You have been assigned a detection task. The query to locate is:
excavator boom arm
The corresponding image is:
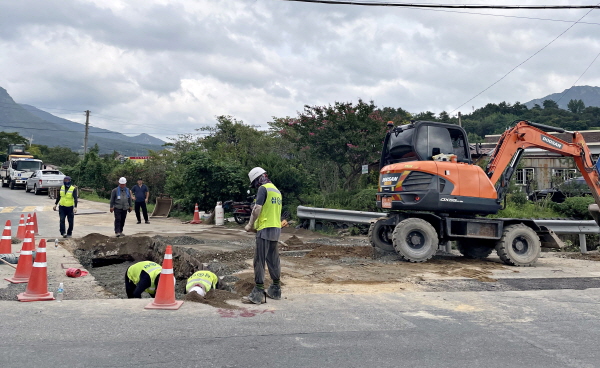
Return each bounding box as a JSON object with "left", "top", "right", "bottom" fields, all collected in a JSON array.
[{"left": 486, "top": 121, "right": 600, "bottom": 207}]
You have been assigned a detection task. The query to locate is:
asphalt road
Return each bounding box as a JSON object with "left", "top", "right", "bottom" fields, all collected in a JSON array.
[
  {"left": 0, "top": 184, "right": 58, "bottom": 238},
  {"left": 1, "top": 288, "right": 599, "bottom": 367}
]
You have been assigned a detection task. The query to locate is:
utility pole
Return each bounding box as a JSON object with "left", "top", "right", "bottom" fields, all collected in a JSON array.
[
  {"left": 458, "top": 111, "right": 462, "bottom": 127},
  {"left": 83, "top": 110, "right": 91, "bottom": 154}
]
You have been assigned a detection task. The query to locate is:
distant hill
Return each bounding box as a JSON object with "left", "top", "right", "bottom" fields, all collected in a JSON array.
[
  {"left": 0, "top": 86, "right": 164, "bottom": 155},
  {"left": 524, "top": 85, "right": 600, "bottom": 110}
]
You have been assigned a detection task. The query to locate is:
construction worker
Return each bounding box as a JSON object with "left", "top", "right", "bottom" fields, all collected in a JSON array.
[
  {"left": 53, "top": 176, "right": 77, "bottom": 238},
  {"left": 185, "top": 268, "right": 220, "bottom": 297},
  {"left": 110, "top": 177, "right": 132, "bottom": 237},
  {"left": 243, "top": 167, "right": 282, "bottom": 304},
  {"left": 125, "top": 261, "right": 162, "bottom": 298}
]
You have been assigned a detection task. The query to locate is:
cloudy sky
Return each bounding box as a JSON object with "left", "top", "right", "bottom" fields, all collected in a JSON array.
[{"left": 1, "top": 0, "right": 599, "bottom": 140}]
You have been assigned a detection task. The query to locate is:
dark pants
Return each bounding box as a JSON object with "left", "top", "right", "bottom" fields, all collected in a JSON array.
[
  {"left": 254, "top": 238, "right": 281, "bottom": 285},
  {"left": 135, "top": 202, "right": 148, "bottom": 222},
  {"left": 114, "top": 208, "right": 128, "bottom": 234},
  {"left": 59, "top": 205, "right": 74, "bottom": 236}
]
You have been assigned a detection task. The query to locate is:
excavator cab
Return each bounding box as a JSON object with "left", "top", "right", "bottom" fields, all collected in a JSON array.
[{"left": 380, "top": 121, "right": 471, "bottom": 169}]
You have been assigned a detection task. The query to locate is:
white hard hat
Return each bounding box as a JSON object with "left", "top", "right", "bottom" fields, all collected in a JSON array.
[
  {"left": 248, "top": 167, "right": 266, "bottom": 184},
  {"left": 189, "top": 286, "right": 206, "bottom": 297},
  {"left": 118, "top": 177, "right": 127, "bottom": 184}
]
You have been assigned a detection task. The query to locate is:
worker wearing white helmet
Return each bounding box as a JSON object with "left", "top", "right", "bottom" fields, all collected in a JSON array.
[
  {"left": 109, "top": 177, "right": 133, "bottom": 237},
  {"left": 185, "top": 268, "right": 221, "bottom": 297},
  {"left": 242, "top": 167, "right": 282, "bottom": 304}
]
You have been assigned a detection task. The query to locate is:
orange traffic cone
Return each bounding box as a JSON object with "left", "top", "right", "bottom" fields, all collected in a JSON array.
[
  {"left": 18, "top": 239, "right": 54, "bottom": 302},
  {"left": 0, "top": 220, "right": 12, "bottom": 254},
  {"left": 145, "top": 245, "right": 183, "bottom": 310},
  {"left": 32, "top": 212, "right": 39, "bottom": 235},
  {"left": 190, "top": 204, "right": 202, "bottom": 224},
  {"left": 16, "top": 214, "right": 26, "bottom": 240},
  {"left": 5, "top": 230, "right": 35, "bottom": 283},
  {"left": 27, "top": 214, "right": 35, "bottom": 235}
]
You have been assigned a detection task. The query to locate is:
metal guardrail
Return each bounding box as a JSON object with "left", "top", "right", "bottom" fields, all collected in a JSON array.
[{"left": 297, "top": 206, "right": 600, "bottom": 253}]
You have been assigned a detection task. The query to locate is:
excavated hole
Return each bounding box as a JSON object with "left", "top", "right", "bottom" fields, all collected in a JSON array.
[{"left": 67, "top": 233, "right": 255, "bottom": 309}]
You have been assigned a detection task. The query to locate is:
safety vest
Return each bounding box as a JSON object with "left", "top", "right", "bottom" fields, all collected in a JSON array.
[
  {"left": 254, "top": 183, "right": 282, "bottom": 231},
  {"left": 127, "top": 261, "right": 162, "bottom": 294},
  {"left": 59, "top": 185, "right": 76, "bottom": 207},
  {"left": 185, "top": 270, "right": 219, "bottom": 293}
]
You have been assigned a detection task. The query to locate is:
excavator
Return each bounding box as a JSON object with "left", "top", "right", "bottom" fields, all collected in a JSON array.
[{"left": 370, "top": 120, "right": 600, "bottom": 266}]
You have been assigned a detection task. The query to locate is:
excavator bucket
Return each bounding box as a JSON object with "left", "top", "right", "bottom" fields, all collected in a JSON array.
[
  {"left": 151, "top": 194, "right": 173, "bottom": 217},
  {"left": 589, "top": 204, "right": 600, "bottom": 227}
]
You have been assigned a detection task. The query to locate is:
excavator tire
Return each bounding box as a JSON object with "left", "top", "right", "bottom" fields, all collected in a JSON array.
[
  {"left": 456, "top": 239, "right": 495, "bottom": 259},
  {"left": 495, "top": 224, "right": 540, "bottom": 267},
  {"left": 392, "top": 218, "right": 438, "bottom": 263},
  {"left": 368, "top": 219, "right": 395, "bottom": 253}
]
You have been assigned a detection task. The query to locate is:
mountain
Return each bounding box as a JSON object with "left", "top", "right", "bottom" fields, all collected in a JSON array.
[
  {"left": 0, "top": 86, "right": 164, "bottom": 155},
  {"left": 20, "top": 104, "right": 165, "bottom": 146},
  {"left": 524, "top": 85, "right": 600, "bottom": 110}
]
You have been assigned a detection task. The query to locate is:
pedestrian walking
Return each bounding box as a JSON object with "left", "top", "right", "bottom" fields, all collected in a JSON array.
[
  {"left": 53, "top": 176, "right": 77, "bottom": 238},
  {"left": 242, "top": 167, "right": 283, "bottom": 304},
  {"left": 125, "top": 261, "right": 162, "bottom": 298},
  {"left": 110, "top": 177, "right": 132, "bottom": 237},
  {"left": 131, "top": 178, "right": 150, "bottom": 224}
]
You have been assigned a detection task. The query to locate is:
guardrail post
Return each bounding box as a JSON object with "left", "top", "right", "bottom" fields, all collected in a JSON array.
[
  {"left": 579, "top": 234, "right": 588, "bottom": 254},
  {"left": 309, "top": 219, "right": 315, "bottom": 231}
]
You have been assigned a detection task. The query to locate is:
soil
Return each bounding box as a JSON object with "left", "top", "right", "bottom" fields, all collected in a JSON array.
[
  {"left": 306, "top": 245, "right": 374, "bottom": 260},
  {"left": 184, "top": 289, "right": 239, "bottom": 309},
  {"left": 61, "top": 232, "right": 523, "bottom": 303},
  {"left": 558, "top": 252, "right": 600, "bottom": 261}
]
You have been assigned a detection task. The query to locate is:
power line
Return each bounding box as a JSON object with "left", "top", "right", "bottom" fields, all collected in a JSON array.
[
  {"left": 279, "top": 0, "right": 600, "bottom": 9},
  {"left": 450, "top": 3, "right": 599, "bottom": 113}
]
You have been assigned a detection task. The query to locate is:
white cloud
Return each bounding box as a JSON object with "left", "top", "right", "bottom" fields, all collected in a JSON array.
[{"left": 0, "top": 0, "right": 599, "bottom": 140}]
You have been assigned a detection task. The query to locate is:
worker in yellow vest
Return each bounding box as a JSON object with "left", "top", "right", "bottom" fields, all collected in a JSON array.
[
  {"left": 243, "top": 167, "right": 282, "bottom": 304},
  {"left": 185, "top": 269, "right": 220, "bottom": 297},
  {"left": 53, "top": 176, "right": 78, "bottom": 238},
  {"left": 125, "top": 261, "right": 162, "bottom": 298}
]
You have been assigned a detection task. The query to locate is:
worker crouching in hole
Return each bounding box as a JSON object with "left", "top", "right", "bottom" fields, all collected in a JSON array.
[
  {"left": 125, "top": 261, "right": 162, "bottom": 298},
  {"left": 185, "top": 268, "right": 221, "bottom": 299}
]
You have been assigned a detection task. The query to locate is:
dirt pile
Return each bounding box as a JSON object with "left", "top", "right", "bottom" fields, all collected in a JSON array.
[
  {"left": 306, "top": 245, "right": 374, "bottom": 260},
  {"left": 285, "top": 235, "right": 304, "bottom": 247},
  {"left": 184, "top": 289, "right": 239, "bottom": 309}
]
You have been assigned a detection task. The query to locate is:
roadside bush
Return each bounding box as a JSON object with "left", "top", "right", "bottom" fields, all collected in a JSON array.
[
  {"left": 552, "top": 197, "right": 595, "bottom": 219},
  {"left": 165, "top": 150, "right": 247, "bottom": 212},
  {"left": 508, "top": 191, "right": 527, "bottom": 207},
  {"left": 489, "top": 202, "right": 560, "bottom": 219},
  {"left": 348, "top": 188, "right": 378, "bottom": 212}
]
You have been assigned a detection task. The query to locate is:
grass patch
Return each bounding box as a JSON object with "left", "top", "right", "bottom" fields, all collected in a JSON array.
[{"left": 488, "top": 201, "right": 561, "bottom": 219}]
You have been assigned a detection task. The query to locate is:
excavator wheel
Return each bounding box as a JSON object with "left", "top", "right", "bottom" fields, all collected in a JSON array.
[
  {"left": 456, "top": 239, "right": 495, "bottom": 259},
  {"left": 368, "top": 219, "right": 395, "bottom": 253},
  {"left": 495, "top": 224, "right": 541, "bottom": 266},
  {"left": 392, "top": 218, "right": 439, "bottom": 263}
]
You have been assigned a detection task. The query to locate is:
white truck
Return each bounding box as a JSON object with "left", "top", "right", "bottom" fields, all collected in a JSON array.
[{"left": 1, "top": 144, "right": 44, "bottom": 190}]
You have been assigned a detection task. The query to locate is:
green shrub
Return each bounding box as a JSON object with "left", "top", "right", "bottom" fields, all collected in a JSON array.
[
  {"left": 552, "top": 197, "right": 595, "bottom": 219},
  {"left": 348, "top": 188, "right": 378, "bottom": 212},
  {"left": 508, "top": 191, "right": 527, "bottom": 207},
  {"left": 489, "top": 201, "right": 560, "bottom": 219}
]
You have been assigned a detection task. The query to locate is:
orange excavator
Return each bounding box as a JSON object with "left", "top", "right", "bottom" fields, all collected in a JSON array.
[{"left": 370, "top": 120, "right": 600, "bottom": 266}]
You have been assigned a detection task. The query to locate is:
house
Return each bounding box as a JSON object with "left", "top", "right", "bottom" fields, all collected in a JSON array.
[{"left": 482, "top": 130, "right": 600, "bottom": 192}]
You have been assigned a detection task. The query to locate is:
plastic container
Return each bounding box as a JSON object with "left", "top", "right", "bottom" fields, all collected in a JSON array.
[
  {"left": 54, "top": 239, "right": 59, "bottom": 249},
  {"left": 56, "top": 282, "right": 64, "bottom": 302},
  {"left": 215, "top": 202, "right": 224, "bottom": 226}
]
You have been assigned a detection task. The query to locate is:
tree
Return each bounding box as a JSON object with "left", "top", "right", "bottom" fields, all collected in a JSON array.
[
  {"left": 543, "top": 99, "right": 559, "bottom": 109},
  {"left": 270, "top": 100, "right": 387, "bottom": 190},
  {"left": 0, "top": 132, "right": 29, "bottom": 161},
  {"left": 567, "top": 99, "right": 585, "bottom": 114},
  {"left": 44, "top": 146, "right": 80, "bottom": 167},
  {"left": 439, "top": 111, "right": 450, "bottom": 124}
]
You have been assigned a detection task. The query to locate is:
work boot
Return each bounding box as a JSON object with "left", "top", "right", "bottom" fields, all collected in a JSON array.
[
  {"left": 266, "top": 284, "right": 281, "bottom": 300},
  {"left": 242, "top": 286, "right": 266, "bottom": 304}
]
